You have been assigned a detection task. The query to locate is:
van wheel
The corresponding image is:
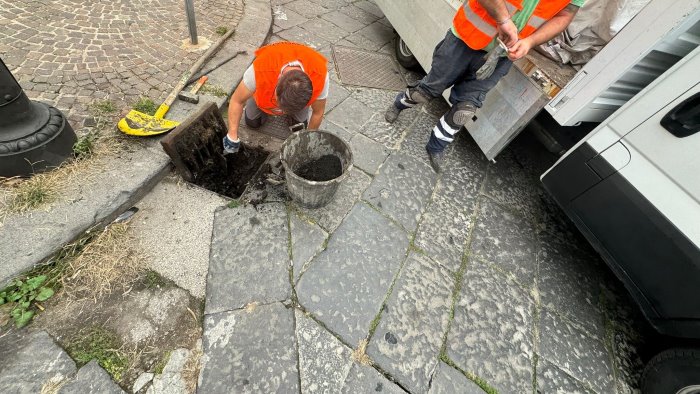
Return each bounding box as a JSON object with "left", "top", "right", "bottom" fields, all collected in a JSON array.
[
  {"left": 394, "top": 36, "right": 421, "bottom": 71},
  {"left": 642, "top": 348, "right": 700, "bottom": 394}
]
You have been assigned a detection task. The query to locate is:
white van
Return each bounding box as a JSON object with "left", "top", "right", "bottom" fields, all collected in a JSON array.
[{"left": 376, "top": 0, "right": 700, "bottom": 392}]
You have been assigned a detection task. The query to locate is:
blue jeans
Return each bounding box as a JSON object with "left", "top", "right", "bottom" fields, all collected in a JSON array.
[{"left": 418, "top": 30, "right": 513, "bottom": 107}]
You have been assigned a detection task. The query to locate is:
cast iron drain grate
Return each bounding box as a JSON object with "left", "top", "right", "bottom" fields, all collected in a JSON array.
[
  {"left": 254, "top": 115, "right": 293, "bottom": 140},
  {"left": 332, "top": 46, "right": 407, "bottom": 91}
]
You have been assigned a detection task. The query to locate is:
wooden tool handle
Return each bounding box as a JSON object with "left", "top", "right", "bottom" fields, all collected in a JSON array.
[{"left": 190, "top": 76, "right": 208, "bottom": 94}]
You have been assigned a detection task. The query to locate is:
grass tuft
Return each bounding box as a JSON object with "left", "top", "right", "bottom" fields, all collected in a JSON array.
[
  {"left": 133, "top": 97, "right": 158, "bottom": 116},
  {"left": 226, "top": 200, "right": 240, "bottom": 209},
  {"left": 66, "top": 326, "right": 130, "bottom": 380},
  {"left": 144, "top": 270, "right": 169, "bottom": 289},
  {"left": 215, "top": 26, "right": 228, "bottom": 35},
  {"left": 73, "top": 133, "right": 96, "bottom": 160},
  {"left": 90, "top": 100, "right": 117, "bottom": 114},
  {"left": 154, "top": 351, "right": 171, "bottom": 374},
  {"left": 62, "top": 223, "right": 143, "bottom": 300},
  {"left": 5, "top": 176, "right": 58, "bottom": 214},
  {"left": 199, "top": 84, "right": 228, "bottom": 98}
]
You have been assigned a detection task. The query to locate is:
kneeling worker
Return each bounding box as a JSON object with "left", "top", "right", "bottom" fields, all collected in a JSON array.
[
  {"left": 223, "top": 41, "right": 329, "bottom": 154},
  {"left": 385, "top": 0, "right": 581, "bottom": 172}
]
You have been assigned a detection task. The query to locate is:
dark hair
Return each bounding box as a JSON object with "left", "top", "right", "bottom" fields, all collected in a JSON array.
[{"left": 276, "top": 69, "right": 313, "bottom": 114}]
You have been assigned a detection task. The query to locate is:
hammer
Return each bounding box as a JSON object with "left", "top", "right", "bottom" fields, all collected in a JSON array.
[{"left": 178, "top": 76, "right": 208, "bottom": 104}]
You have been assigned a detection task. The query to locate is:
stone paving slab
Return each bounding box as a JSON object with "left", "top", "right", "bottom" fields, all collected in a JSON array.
[
  {"left": 300, "top": 17, "right": 348, "bottom": 43},
  {"left": 284, "top": 0, "right": 331, "bottom": 18},
  {"left": 349, "top": 86, "right": 396, "bottom": 111},
  {"left": 440, "top": 137, "right": 489, "bottom": 205},
  {"left": 297, "top": 167, "right": 372, "bottom": 232},
  {"left": 360, "top": 110, "right": 419, "bottom": 150},
  {"left": 326, "top": 79, "right": 352, "bottom": 114},
  {"left": 199, "top": 302, "right": 299, "bottom": 392},
  {"left": 339, "top": 4, "right": 381, "bottom": 26},
  {"left": 295, "top": 310, "right": 353, "bottom": 393},
  {"left": 469, "top": 198, "right": 537, "bottom": 288},
  {"left": 322, "top": 119, "right": 354, "bottom": 143},
  {"left": 272, "top": 5, "right": 307, "bottom": 30},
  {"left": 205, "top": 203, "right": 290, "bottom": 314},
  {"left": 129, "top": 176, "right": 227, "bottom": 299},
  {"left": 429, "top": 362, "right": 485, "bottom": 394},
  {"left": 349, "top": 132, "right": 391, "bottom": 175},
  {"left": 290, "top": 212, "right": 328, "bottom": 282},
  {"left": 277, "top": 25, "right": 333, "bottom": 50},
  {"left": 367, "top": 252, "right": 454, "bottom": 393},
  {"left": 0, "top": 145, "right": 170, "bottom": 287},
  {"left": 482, "top": 151, "right": 542, "bottom": 225},
  {"left": 326, "top": 96, "right": 375, "bottom": 134},
  {"left": 362, "top": 152, "right": 437, "bottom": 233},
  {"left": 341, "top": 364, "right": 405, "bottom": 394},
  {"left": 398, "top": 110, "right": 437, "bottom": 168},
  {"left": 538, "top": 230, "right": 604, "bottom": 336},
  {"left": 321, "top": 10, "right": 368, "bottom": 33},
  {"left": 539, "top": 310, "right": 615, "bottom": 393},
  {"left": 447, "top": 260, "right": 534, "bottom": 393},
  {"left": 297, "top": 202, "right": 409, "bottom": 345},
  {"left": 59, "top": 360, "right": 124, "bottom": 394},
  {"left": 536, "top": 359, "right": 590, "bottom": 394},
  {"left": 414, "top": 193, "right": 472, "bottom": 273},
  {"left": 0, "top": 330, "right": 76, "bottom": 393},
  {"left": 355, "top": 21, "right": 394, "bottom": 47}
]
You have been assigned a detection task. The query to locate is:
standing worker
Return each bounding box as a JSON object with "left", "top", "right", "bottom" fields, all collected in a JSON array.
[
  {"left": 384, "top": 0, "right": 583, "bottom": 172},
  {"left": 223, "top": 41, "right": 329, "bottom": 154}
]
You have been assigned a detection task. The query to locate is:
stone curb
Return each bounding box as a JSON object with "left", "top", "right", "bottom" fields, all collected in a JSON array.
[{"left": 0, "top": 0, "right": 273, "bottom": 287}]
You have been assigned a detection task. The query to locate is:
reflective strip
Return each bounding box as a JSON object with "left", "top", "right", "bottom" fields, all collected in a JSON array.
[
  {"left": 528, "top": 14, "right": 547, "bottom": 28},
  {"left": 433, "top": 126, "right": 454, "bottom": 142},
  {"left": 400, "top": 96, "right": 416, "bottom": 107},
  {"left": 463, "top": 4, "right": 497, "bottom": 36},
  {"left": 440, "top": 116, "right": 460, "bottom": 136}
]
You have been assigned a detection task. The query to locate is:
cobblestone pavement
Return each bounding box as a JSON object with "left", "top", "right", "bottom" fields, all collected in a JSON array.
[
  {"left": 199, "top": 1, "right": 650, "bottom": 393},
  {"left": 0, "top": 0, "right": 243, "bottom": 129}
]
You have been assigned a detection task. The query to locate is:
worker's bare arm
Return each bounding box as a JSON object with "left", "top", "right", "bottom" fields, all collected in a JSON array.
[
  {"left": 226, "top": 82, "right": 254, "bottom": 141},
  {"left": 507, "top": 3, "right": 579, "bottom": 60},
  {"left": 308, "top": 99, "right": 326, "bottom": 131}
]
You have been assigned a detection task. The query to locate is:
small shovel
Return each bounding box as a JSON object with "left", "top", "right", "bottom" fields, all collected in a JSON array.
[{"left": 117, "top": 74, "right": 189, "bottom": 136}]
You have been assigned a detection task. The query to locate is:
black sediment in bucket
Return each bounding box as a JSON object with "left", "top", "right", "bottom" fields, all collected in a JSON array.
[{"left": 280, "top": 130, "right": 353, "bottom": 209}]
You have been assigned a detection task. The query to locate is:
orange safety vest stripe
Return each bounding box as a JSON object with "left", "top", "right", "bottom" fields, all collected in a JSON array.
[
  {"left": 252, "top": 42, "right": 328, "bottom": 115},
  {"left": 453, "top": 0, "right": 569, "bottom": 50}
]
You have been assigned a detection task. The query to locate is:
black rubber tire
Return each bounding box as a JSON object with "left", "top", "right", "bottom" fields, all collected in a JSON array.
[
  {"left": 641, "top": 348, "right": 700, "bottom": 394},
  {"left": 394, "top": 35, "right": 421, "bottom": 71}
]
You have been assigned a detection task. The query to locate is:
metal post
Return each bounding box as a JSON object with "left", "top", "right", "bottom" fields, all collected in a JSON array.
[
  {"left": 0, "top": 58, "right": 76, "bottom": 176},
  {"left": 184, "top": 0, "right": 198, "bottom": 45}
]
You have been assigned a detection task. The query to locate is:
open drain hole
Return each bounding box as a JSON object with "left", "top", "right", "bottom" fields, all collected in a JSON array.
[
  {"left": 160, "top": 103, "right": 274, "bottom": 199},
  {"left": 191, "top": 145, "right": 270, "bottom": 199}
]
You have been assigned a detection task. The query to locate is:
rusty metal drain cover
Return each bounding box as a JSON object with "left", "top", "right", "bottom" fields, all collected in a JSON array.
[{"left": 332, "top": 46, "right": 407, "bottom": 91}]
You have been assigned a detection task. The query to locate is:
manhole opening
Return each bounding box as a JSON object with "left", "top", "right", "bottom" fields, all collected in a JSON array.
[
  {"left": 161, "top": 103, "right": 274, "bottom": 199},
  {"left": 191, "top": 145, "right": 270, "bottom": 199}
]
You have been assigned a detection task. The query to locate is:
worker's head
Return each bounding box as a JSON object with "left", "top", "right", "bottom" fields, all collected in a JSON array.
[{"left": 276, "top": 69, "right": 312, "bottom": 115}]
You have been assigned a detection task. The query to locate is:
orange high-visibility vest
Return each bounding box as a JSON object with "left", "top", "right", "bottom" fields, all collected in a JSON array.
[
  {"left": 453, "top": 0, "right": 570, "bottom": 50},
  {"left": 252, "top": 42, "right": 328, "bottom": 115}
]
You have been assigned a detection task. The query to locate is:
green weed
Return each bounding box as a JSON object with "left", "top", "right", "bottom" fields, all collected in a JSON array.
[
  {"left": 154, "top": 351, "right": 171, "bottom": 374},
  {"left": 199, "top": 84, "right": 228, "bottom": 98},
  {"left": 73, "top": 133, "right": 96, "bottom": 159},
  {"left": 215, "top": 26, "right": 228, "bottom": 35},
  {"left": 66, "top": 327, "right": 129, "bottom": 380},
  {"left": 226, "top": 200, "right": 240, "bottom": 209},
  {"left": 90, "top": 100, "right": 117, "bottom": 114},
  {"left": 6, "top": 176, "right": 58, "bottom": 213},
  {"left": 0, "top": 275, "right": 55, "bottom": 328},
  {"left": 144, "top": 270, "right": 168, "bottom": 289},
  {"left": 133, "top": 97, "right": 158, "bottom": 116}
]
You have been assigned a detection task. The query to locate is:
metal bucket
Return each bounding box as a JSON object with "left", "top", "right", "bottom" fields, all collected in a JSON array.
[{"left": 280, "top": 130, "right": 353, "bottom": 209}]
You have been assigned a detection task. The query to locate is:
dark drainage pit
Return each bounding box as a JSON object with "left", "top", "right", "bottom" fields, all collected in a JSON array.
[
  {"left": 192, "top": 146, "right": 269, "bottom": 198},
  {"left": 161, "top": 103, "right": 273, "bottom": 199}
]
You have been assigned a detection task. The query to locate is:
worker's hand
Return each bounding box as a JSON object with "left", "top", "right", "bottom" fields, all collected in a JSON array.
[
  {"left": 507, "top": 37, "right": 533, "bottom": 61},
  {"left": 496, "top": 19, "right": 518, "bottom": 47},
  {"left": 222, "top": 135, "right": 240, "bottom": 155}
]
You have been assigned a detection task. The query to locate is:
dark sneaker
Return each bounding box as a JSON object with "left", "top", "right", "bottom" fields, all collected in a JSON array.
[
  {"left": 426, "top": 148, "right": 445, "bottom": 173},
  {"left": 385, "top": 103, "right": 402, "bottom": 124},
  {"left": 244, "top": 113, "right": 267, "bottom": 129}
]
